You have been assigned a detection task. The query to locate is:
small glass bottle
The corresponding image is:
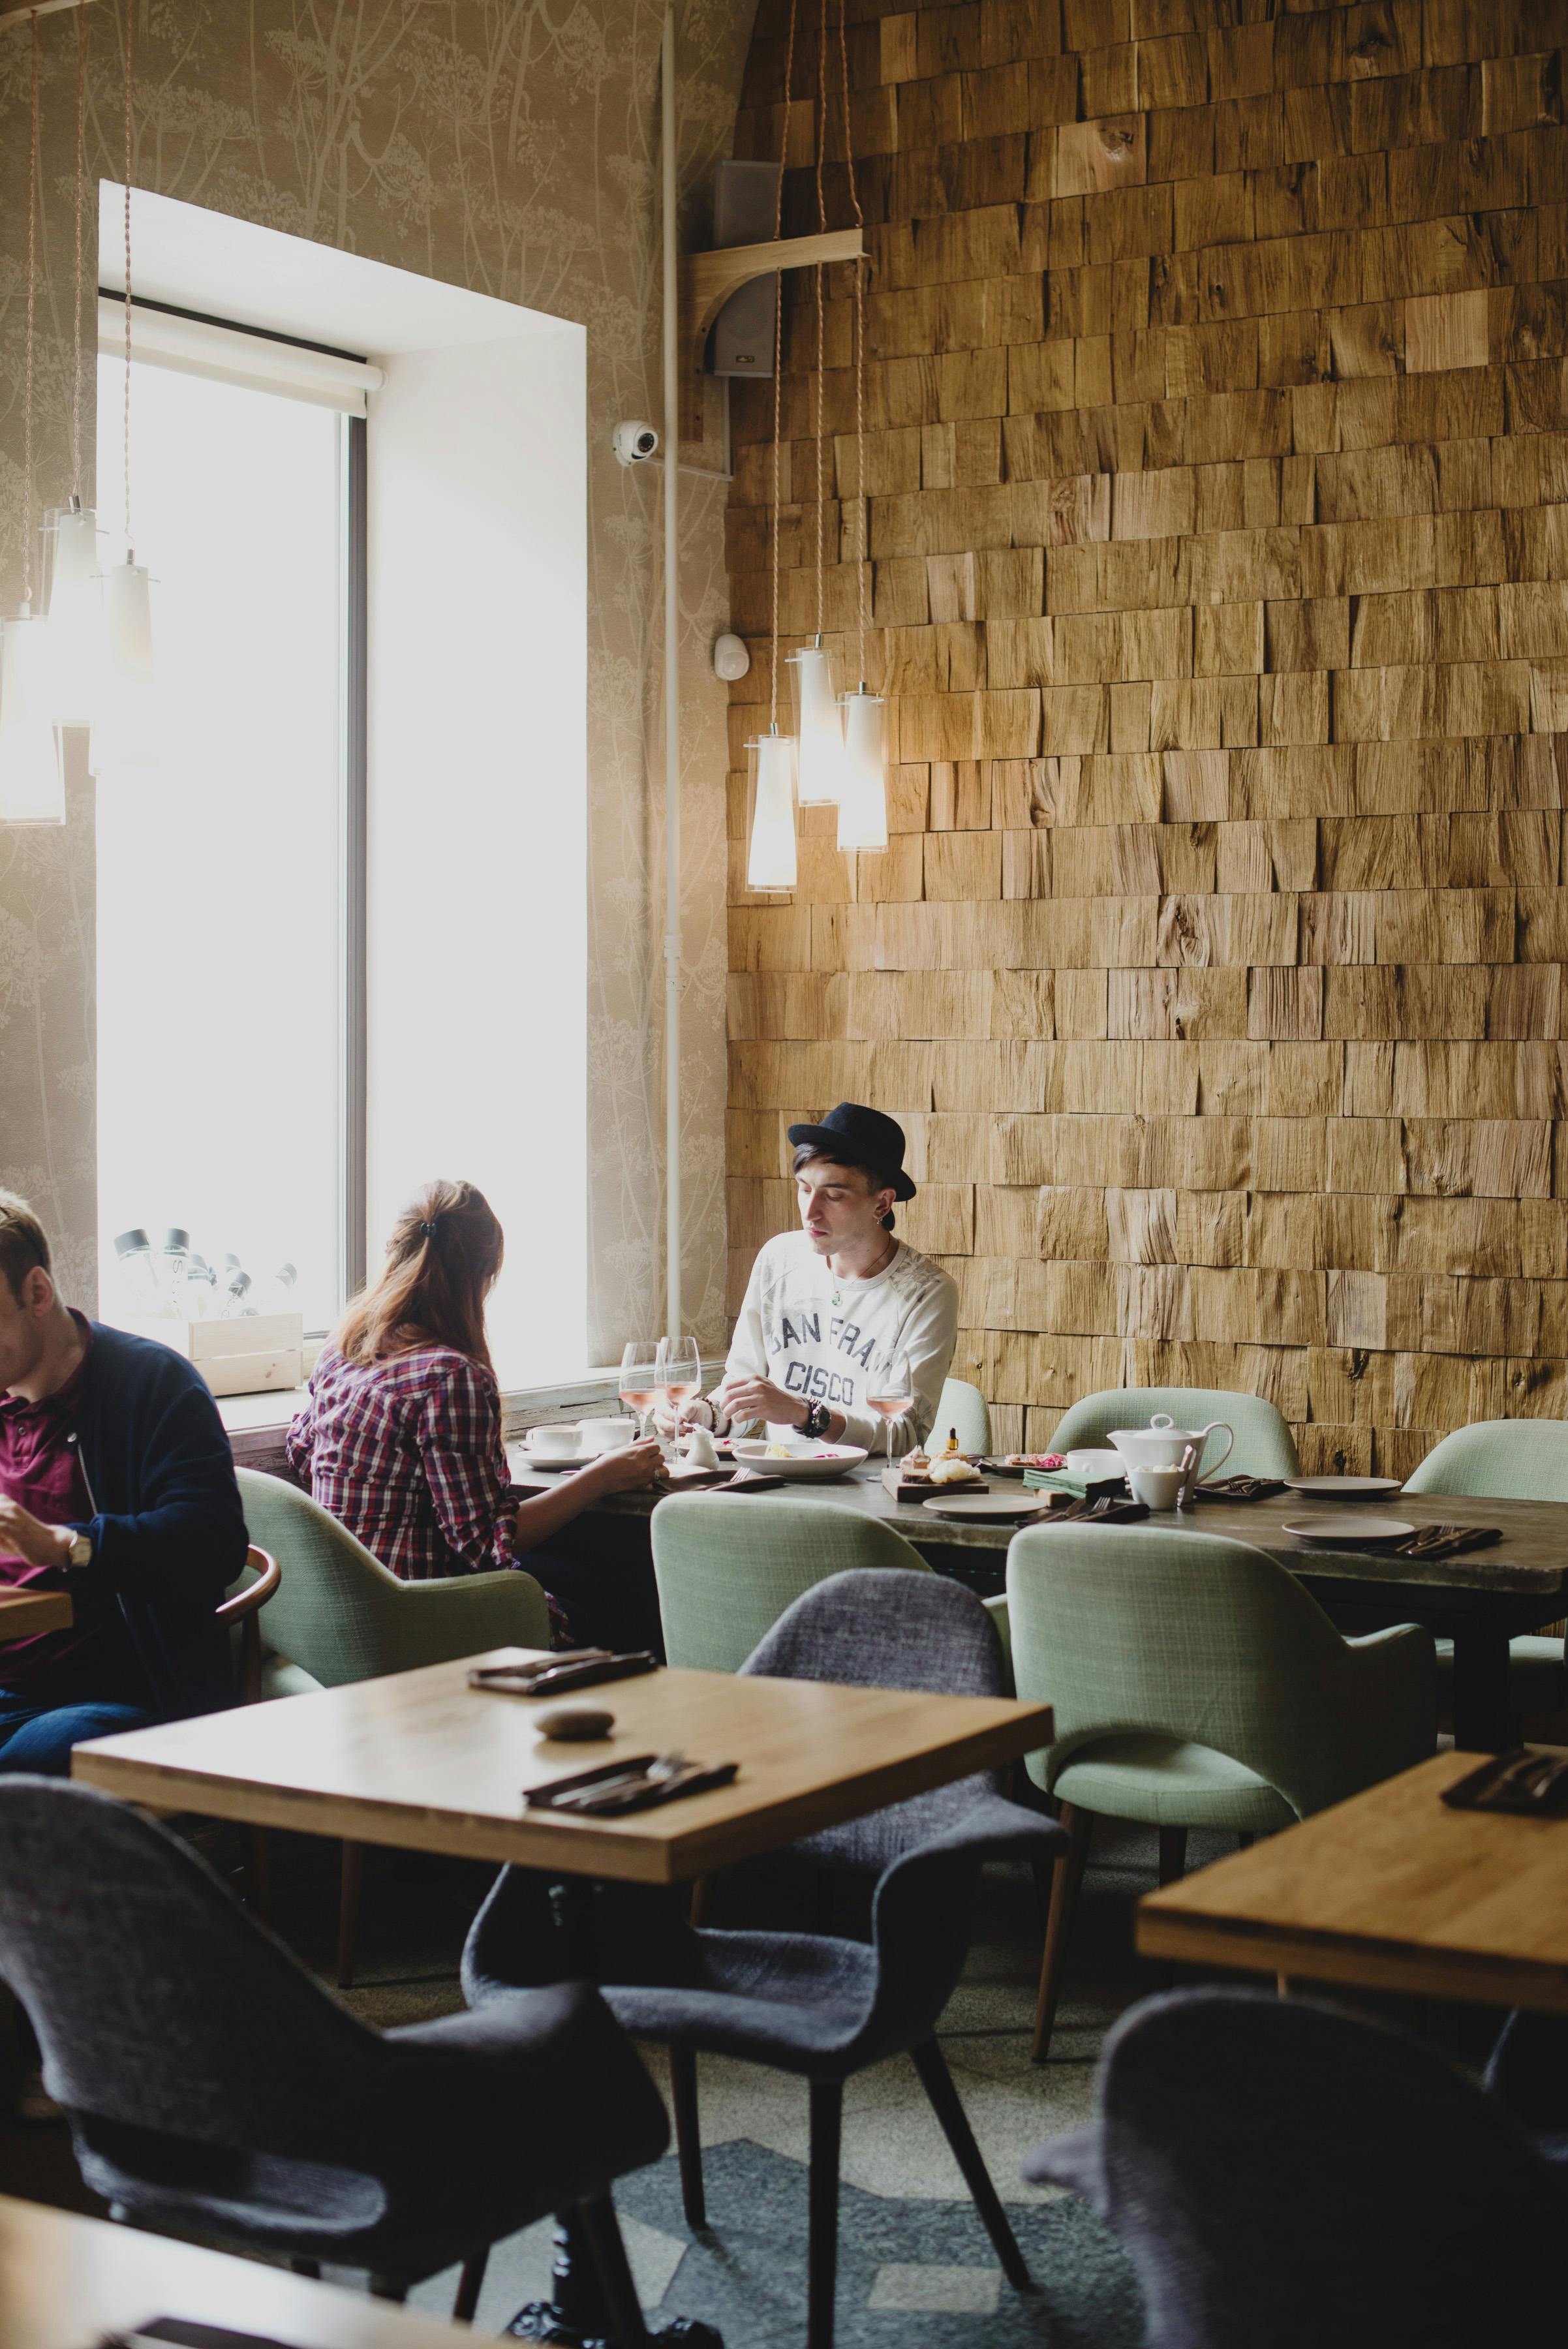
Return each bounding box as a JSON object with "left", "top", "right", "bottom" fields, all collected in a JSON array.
[
  {"left": 261, "top": 1261, "right": 298, "bottom": 1316},
  {"left": 112, "top": 1229, "right": 161, "bottom": 1315},
  {"left": 156, "top": 1227, "right": 191, "bottom": 1316},
  {"left": 221, "top": 1266, "right": 255, "bottom": 1318},
  {"left": 184, "top": 1255, "right": 217, "bottom": 1319}
]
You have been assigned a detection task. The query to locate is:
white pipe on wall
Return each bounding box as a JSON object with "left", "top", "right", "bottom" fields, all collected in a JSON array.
[{"left": 662, "top": 6, "right": 682, "bottom": 1343}]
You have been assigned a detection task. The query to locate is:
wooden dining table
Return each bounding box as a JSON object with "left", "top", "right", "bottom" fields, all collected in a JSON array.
[
  {"left": 1137, "top": 1749, "right": 1568, "bottom": 2016},
  {"left": 0, "top": 2189, "right": 467, "bottom": 2348},
  {"left": 512, "top": 1452, "right": 1568, "bottom": 1755},
  {"left": 0, "top": 1588, "right": 72, "bottom": 1641},
  {"left": 73, "top": 1648, "right": 1053, "bottom": 2349}
]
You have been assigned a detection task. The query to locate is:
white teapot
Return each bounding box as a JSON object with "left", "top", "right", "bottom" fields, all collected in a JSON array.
[{"left": 1109, "top": 1411, "right": 1233, "bottom": 1500}]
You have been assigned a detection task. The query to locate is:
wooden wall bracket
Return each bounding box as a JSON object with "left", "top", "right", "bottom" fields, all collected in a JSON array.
[{"left": 680, "top": 225, "right": 865, "bottom": 440}]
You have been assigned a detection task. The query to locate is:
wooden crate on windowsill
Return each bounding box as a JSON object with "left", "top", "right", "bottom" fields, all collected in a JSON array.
[{"left": 121, "top": 1312, "right": 305, "bottom": 1397}]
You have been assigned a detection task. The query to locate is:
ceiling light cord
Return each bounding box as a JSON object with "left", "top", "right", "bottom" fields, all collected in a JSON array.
[
  {"left": 22, "top": 16, "right": 39, "bottom": 607},
  {"left": 812, "top": 0, "right": 828, "bottom": 641},
  {"left": 767, "top": 0, "right": 799, "bottom": 734},
  {"left": 837, "top": 0, "right": 868, "bottom": 689},
  {"left": 122, "top": 0, "right": 133, "bottom": 551},
  {"left": 69, "top": 1, "right": 87, "bottom": 502}
]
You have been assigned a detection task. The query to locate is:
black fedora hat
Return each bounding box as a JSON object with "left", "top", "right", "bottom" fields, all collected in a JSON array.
[{"left": 786, "top": 1102, "right": 917, "bottom": 1201}]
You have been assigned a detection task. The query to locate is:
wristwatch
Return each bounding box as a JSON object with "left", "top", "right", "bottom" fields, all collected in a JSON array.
[
  {"left": 63, "top": 1530, "right": 93, "bottom": 1571},
  {"left": 800, "top": 1400, "right": 833, "bottom": 1441}
]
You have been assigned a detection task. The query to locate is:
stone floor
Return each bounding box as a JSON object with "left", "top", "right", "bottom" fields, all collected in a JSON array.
[{"left": 0, "top": 1818, "right": 1496, "bottom": 2344}]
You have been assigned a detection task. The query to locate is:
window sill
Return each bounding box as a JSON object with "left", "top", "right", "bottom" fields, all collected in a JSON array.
[{"left": 219, "top": 1359, "right": 726, "bottom": 1471}]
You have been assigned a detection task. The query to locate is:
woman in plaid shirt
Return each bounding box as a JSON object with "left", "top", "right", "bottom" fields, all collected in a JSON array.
[{"left": 286, "top": 1180, "right": 661, "bottom": 1646}]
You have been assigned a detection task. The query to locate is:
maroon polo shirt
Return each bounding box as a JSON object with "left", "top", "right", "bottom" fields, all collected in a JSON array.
[{"left": 0, "top": 1312, "right": 118, "bottom": 1692}]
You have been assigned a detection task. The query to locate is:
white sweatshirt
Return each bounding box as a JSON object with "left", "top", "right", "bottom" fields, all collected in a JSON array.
[{"left": 719, "top": 1231, "right": 961, "bottom": 1455}]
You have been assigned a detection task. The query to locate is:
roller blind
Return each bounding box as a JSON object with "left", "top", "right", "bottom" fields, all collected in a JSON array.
[{"left": 97, "top": 296, "right": 384, "bottom": 417}]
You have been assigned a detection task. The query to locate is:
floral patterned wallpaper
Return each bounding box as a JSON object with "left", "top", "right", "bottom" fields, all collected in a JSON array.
[{"left": 0, "top": 0, "right": 748, "bottom": 1359}]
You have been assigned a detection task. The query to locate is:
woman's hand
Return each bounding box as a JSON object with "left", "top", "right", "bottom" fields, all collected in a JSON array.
[{"left": 585, "top": 1439, "right": 664, "bottom": 1495}]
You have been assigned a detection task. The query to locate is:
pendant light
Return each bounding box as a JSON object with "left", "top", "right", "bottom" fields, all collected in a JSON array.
[
  {"left": 95, "top": 0, "right": 157, "bottom": 777},
  {"left": 832, "top": 0, "right": 889, "bottom": 857},
  {"left": 0, "top": 17, "right": 65, "bottom": 827},
  {"left": 786, "top": 12, "right": 845, "bottom": 810},
  {"left": 745, "top": 0, "right": 801, "bottom": 894},
  {"left": 44, "top": 7, "right": 104, "bottom": 732}
]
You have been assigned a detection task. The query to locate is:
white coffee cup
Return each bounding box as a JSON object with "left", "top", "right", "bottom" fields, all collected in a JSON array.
[
  {"left": 527, "top": 1424, "right": 579, "bottom": 1462},
  {"left": 1126, "top": 1464, "right": 1188, "bottom": 1512},
  {"left": 577, "top": 1417, "right": 638, "bottom": 1454}
]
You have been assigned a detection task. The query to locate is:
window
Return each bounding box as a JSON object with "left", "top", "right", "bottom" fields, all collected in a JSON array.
[
  {"left": 93, "top": 186, "right": 589, "bottom": 1385},
  {"left": 95, "top": 350, "right": 356, "bottom": 1333}
]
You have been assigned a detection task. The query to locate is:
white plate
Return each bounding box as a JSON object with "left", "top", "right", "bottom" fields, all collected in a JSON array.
[
  {"left": 730, "top": 1441, "right": 869, "bottom": 1482},
  {"left": 1283, "top": 1515, "right": 1416, "bottom": 1546},
  {"left": 1285, "top": 1476, "right": 1404, "bottom": 1499},
  {"left": 921, "top": 1492, "right": 1052, "bottom": 1522}
]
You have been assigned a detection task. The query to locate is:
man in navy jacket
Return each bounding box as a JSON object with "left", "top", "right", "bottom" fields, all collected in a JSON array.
[{"left": 0, "top": 1191, "right": 247, "bottom": 1773}]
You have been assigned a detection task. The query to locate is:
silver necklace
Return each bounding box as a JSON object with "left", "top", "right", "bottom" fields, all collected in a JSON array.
[{"left": 830, "top": 1235, "right": 896, "bottom": 1308}]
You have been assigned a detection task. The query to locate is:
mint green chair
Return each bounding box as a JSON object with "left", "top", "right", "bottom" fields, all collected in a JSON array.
[
  {"left": 653, "top": 1494, "right": 933, "bottom": 1672},
  {"left": 934, "top": 1377, "right": 991, "bottom": 1454},
  {"left": 237, "top": 1468, "right": 551, "bottom": 1986},
  {"left": 237, "top": 1468, "right": 549, "bottom": 1693},
  {"left": 1405, "top": 1421, "right": 1568, "bottom": 1715},
  {"left": 1049, "top": 1389, "right": 1299, "bottom": 1479},
  {"left": 1006, "top": 1524, "right": 1434, "bottom": 2061}
]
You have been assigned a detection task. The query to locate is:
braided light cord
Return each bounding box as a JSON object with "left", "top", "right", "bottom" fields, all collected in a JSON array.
[
  {"left": 767, "top": 0, "right": 798, "bottom": 731},
  {"left": 123, "top": 0, "right": 134, "bottom": 548},
  {"left": 22, "top": 16, "right": 40, "bottom": 605},
  {"left": 69, "top": 1, "right": 87, "bottom": 501},
  {"left": 812, "top": 0, "right": 828, "bottom": 637},
  {"left": 836, "top": 0, "right": 867, "bottom": 684}
]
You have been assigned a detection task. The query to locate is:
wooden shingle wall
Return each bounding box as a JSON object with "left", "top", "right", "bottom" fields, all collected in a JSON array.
[{"left": 724, "top": 0, "right": 1568, "bottom": 1476}]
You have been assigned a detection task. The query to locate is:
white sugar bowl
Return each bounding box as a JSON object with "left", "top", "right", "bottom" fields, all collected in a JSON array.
[{"left": 1110, "top": 1412, "right": 1234, "bottom": 1487}]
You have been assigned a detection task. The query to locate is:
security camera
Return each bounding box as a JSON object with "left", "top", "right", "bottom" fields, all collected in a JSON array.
[{"left": 613, "top": 420, "right": 660, "bottom": 466}]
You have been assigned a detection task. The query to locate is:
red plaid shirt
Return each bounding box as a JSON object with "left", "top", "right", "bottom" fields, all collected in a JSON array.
[{"left": 286, "top": 1343, "right": 520, "bottom": 1581}]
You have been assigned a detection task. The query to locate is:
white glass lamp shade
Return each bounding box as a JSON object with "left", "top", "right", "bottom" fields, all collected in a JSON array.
[
  {"left": 836, "top": 689, "right": 889, "bottom": 852},
  {"left": 0, "top": 612, "right": 65, "bottom": 825},
  {"left": 745, "top": 730, "right": 798, "bottom": 891},
  {"left": 93, "top": 557, "right": 157, "bottom": 775},
  {"left": 788, "top": 641, "right": 846, "bottom": 806},
  {"left": 42, "top": 504, "right": 104, "bottom": 728}
]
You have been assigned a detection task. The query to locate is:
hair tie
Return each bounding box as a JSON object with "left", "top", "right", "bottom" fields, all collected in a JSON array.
[{"left": 420, "top": 1218, "right": 440, "bottom": 1239}]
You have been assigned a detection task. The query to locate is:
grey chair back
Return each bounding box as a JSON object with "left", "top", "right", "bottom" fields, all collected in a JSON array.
[
  {"left": 741, "top": 1568, "right": 1009, "bottom": 1871},
  {"left": 0, "top": 1777, "right": 384, "bottom": 2160},
  {"left": 1026, "top": 1989, "right": 1560, "bottom": 2349}
]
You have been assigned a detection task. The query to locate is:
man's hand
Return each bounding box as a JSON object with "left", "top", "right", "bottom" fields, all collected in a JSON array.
[
  {"left": 0, "top": 1497, "right": 74, "bottom": 1571},
  {"left": 716, "top": 1376, "right": 807, "bottom": 1431}
]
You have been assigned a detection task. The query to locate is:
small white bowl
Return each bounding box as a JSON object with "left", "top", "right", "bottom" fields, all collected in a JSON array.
[{"left": 1064, "top": 1449, "right": 1126, "bottom": 1481}]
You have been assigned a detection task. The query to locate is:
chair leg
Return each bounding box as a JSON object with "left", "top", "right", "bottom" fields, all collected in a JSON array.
[
  {"left": 576, "top": 2194, "right": 653, "bottom": 2349},
  {"left": 338, "top": 1841, "right": 365, "bottom": 1988},
  {"left": 452, "top": 2247, "right": 489, "bottom": 2323},
  {"left": 909, "top": 2039, "right": 1032, "bottom": 2292},
  {"left": 669, "top": 2044, "right": 706, "bottom": 2228},
  {"left": 688, "top": 1874, "right": 713, "bottom": 1927},
  {"left": 807, "top": 2079, "right": 842, "bottom": 2349},
  {"left": 1032, "top": 1803, "right": 1093, "bottom": 2065},
  {"left": 1157, "top": 1826, "right": 1188, "bottom": 1888},
  {"left": 369, "top": 2275, "right": 408, "bottom": 2301},
  {"left": 289, "top": 2256, "right": 320, "bottom": 2279}
]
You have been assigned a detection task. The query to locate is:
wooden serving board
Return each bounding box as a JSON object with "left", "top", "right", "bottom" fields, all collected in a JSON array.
[{"left": 882, "top": 1463, "right": 989, "bottom": 1504}]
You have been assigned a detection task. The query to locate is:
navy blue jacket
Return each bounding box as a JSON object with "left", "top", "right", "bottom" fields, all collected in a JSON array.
[{"left": 63, "top": 1322, "right": 249, "bottom": 1719}]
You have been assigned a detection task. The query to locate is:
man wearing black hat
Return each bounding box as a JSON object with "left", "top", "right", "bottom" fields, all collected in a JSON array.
[{"left": 683, "top": 1103, "right": 959, "bottom": 1457}]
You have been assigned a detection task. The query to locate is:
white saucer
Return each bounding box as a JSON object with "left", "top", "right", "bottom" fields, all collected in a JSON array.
[
  {"left": 1285, "top": 1476, "right": 1404, "bottom": 1499},
  {"left": 1284, "top": 1515, "right": 1416, "bottom": 1546},
  {"left": 517, "top": 1448, "right": 596, "bottom": 1472}
]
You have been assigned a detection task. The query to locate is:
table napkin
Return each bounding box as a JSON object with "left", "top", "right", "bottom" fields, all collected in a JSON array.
[
  {"left": 1392, "top": 1522, "right": 1503, "bottom": 1559},
  {"left": 1188, "top": 1476, "right": 1289, "bottom": 1503}
]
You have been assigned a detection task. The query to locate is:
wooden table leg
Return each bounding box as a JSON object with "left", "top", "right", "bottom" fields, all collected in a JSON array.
[{"left": 1451, "top": 1620, "right": 1513, "bottom": 1755}]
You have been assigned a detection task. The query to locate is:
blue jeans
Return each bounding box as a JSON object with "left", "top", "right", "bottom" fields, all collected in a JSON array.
[{"left": 0, "top": 1696, "right": 155, "bottom": 1777}]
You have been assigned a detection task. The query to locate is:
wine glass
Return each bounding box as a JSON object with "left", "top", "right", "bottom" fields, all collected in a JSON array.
[
  {"left": 618, "top": 1341, "right": 662, "bottom": 1441},
  {"left": 866, "top": 1357, "right": 913, "bottom": 1467},
  {"left": 656, "top": 1336, "right": 702, "bottom": 1432}
]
